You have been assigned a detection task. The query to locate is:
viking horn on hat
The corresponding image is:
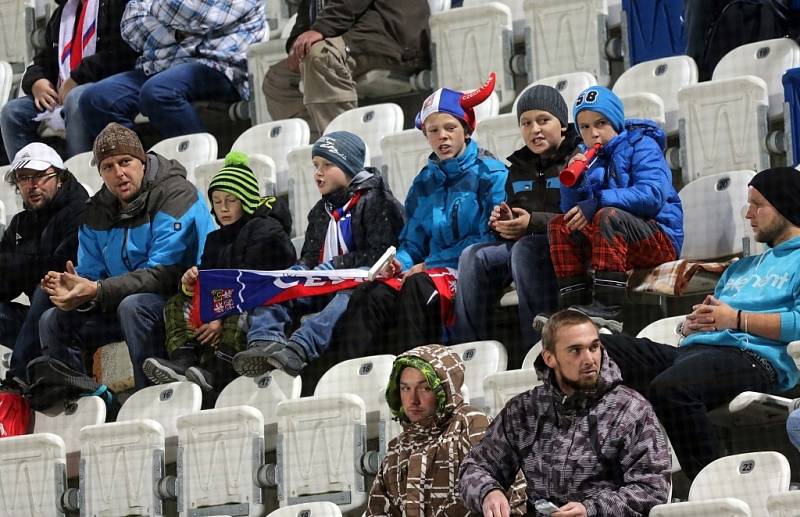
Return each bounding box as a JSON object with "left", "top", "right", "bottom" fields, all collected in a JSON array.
[{"left": 460, "top": 73, "right": 496, "bottom": 109}]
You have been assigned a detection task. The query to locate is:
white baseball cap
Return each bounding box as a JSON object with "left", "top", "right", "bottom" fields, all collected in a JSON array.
[{"left": 7, "top": 142, "right": 65, "bottom": 182}]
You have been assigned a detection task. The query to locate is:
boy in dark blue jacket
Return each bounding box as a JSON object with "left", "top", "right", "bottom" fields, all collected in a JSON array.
[{"left": 547, "top": 86, "right": 684, "bottom": 330}]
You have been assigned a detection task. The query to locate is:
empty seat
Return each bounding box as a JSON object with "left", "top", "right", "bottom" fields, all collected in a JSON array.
[
  {"left": 0, "top": 166, "right": 22, "bottom": 219},
  {"left": 521, "top": 341, "right": 542, "bottom": 370},
  {"left": 194, "top": 154, "right": 277, "bottom": 201},
  {"left": 79, "top": 382, "right": 201, "bottom": 516},
  {"left": 274, "top": 355, "right": 395, "bottom": 511},
  {"left": 287, "top": 144, "right": 372, "bottom": 237},
  {"left": 247, "top": 14, "right": 297, "bottom": 125},
  {"left": 324, "top": 103, "right": 404, "bottom": 170},
  {"left": 766, "top": 490, "right": 800, "bottom": 517},
  {"left": 0, "top": 0, "right": 28, "bottom": 64},
  {"left": 267, "top": 501, "right": 343, "bottom": 517},
  {"left": 148, "top": 133, "right": 218, "bottom": 185},
  {"left": 233, "top": 119, "right": 311, "bottom": 195},
  {"left": 462, "top": 0, "right": 525, "bottom": 40},
  {"left": 513, "top": 71, "right": 598, "bottom": 123},
  {"left": 635, "top": 315, "right": 685, "bottom": 347},
  {"left": 523, "top": 0, "right": 611, "bottom": 86},
  {"left": 0, "top": 60, "right": 12, "bottom": 109},
  {"left": 0, "top": 433, "right": 67, "bottom": 517},
  {"left": 472, "top": 113, "right": 519, "bottom": 164},
  {"left": 448, "top": 341, "right": 508, "bottom": 413},
  {"left": 429, "top": 2, "right": 516, "bottom": 106},
  {"left": 33, "top": 396, "right": 106, "bottom": 478},
  {"left": 613, "top": 55, "right": 698, "bottom": 134},
  {"left": 713, "top": 38, "right": 800, "bottom": 121},
  {"left": 678, "top": 76, "right": 769, "bottom": 184},
  {"left": 380, "top": 129, "right": 431, "bottom": 204},
  {"left": 0, "top": 344, "right": 10, "bottom": 377},
  {"left": 482, "top": 368, "right": 541, "bottom": 417},
  {"left": 64, "top": 150, "right": 103, "bottom": 194},
  {"left": 650, "top": 451, "right": 791, "bottom": 517}
]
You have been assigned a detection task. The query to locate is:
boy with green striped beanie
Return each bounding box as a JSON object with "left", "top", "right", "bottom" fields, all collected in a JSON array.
[{"left": 143, "top": 151, "right": 296, "bottom": 393}]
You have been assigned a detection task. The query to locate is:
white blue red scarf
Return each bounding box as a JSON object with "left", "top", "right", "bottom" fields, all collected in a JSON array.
[{"left": 58, "top": 0, "right": 99, "bottom": 86}]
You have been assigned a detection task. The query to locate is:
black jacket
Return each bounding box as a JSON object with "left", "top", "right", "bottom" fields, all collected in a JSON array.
[
  {"left": 200, "top": 197, "right": 296, "bottom": 271},
  {"left": 504, "top": 127, "right": 581, "bottom": 234},
  {"left": 288, "top": 0, "right": 431, "bottom": 70},
  {"left": 0, "top": 173, "right": 88, "bottom": 300},
  {"left": 22, "top": 0, "right": 138, "bottom": 95},
  {"left": 300, "top": 170, "right": 405, "bottom": 270}
]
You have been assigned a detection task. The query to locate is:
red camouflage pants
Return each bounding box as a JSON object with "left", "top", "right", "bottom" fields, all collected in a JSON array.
[{"left": 548, "top": 207, "right": 677, "bottom": 278}]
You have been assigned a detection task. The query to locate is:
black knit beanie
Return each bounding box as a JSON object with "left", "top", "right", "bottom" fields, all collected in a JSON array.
[
  {"left": 515, "top": 85, "right": 569, "bottom": 127},
  {"left": 749, "top": 167, "right": 800, "bottom": 227}
]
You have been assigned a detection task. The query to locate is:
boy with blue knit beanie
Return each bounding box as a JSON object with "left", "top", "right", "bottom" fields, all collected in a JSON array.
[
  {"left": 547, "top": 86, "right": 684, "bottom": 331},
  {"left": 232, "top": 131, "right": 405, "bottom": 377}
]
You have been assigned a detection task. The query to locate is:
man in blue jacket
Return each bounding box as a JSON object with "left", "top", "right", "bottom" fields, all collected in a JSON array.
[
  {"left": 601, "top": 166, "right": 800, "bottom": 480},
  {"left": 40, "top": 123, "right": 215, "bottom": 388}
]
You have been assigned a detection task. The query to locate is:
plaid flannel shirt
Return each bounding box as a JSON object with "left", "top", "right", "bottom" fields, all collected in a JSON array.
[{"left": 121, "top": 0, "right": 265, "bottom": 99}]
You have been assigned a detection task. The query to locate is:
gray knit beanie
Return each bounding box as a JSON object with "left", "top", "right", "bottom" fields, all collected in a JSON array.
[
  {"left": 515, "top": 85, "right": 569, "bottom": 128},
  {"left": 312, "top": 131, "right": 366, "bottom": 178}
]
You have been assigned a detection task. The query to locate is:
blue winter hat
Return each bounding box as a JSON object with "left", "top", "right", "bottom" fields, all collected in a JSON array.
[
  {"left": 573, "top": 86, "right": 625, "bottom": 134},
  {"left": 312, "top": 131, "right": 366, "bottom": 177}
]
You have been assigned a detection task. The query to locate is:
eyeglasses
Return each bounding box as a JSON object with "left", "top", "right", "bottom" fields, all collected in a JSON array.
[{"left": 15, "top": 171, "right": 59, "bottom": 186}]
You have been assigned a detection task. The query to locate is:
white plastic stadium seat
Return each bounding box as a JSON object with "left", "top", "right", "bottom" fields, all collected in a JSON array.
[
  {"left": 523, "top": 0, "right": 611, "bottom": 86},
  {"left": 767, "top": 490, "right": 800, "bottom": 517},
  {"left": 473, "top": 91, "right": 501, "bottom": 124},
  {"left": 713, "top": 38, "right": 800, "bottom": 121},
  {"left": 267, "top": 501, "right": 343, "bottom": 517},
  {"left": 148, "top": 133, "right": 218, "bottom": 185},
  {"left": 247, "top": 14, "right": 297, "bottom": 125},
  {"left": 429, "top": 3, "right": 516, "bottom": 106},
  {"left": 380, "top": 129, "right": 431, "bottom": 204},
  {"left": 65, "top": 150, "right": 103, "bottom": 194},
  {"left": 274, "top": 355, "right": 395, "bottom": 511},
  {"left": 635, "top": 316, "right": 685, "bottom": 347},
  {"left": 613, "top": 55, "right": 698, "bottom": 134},
  {"left": 472, "top": 113, "right": 520, "bottom": 165},
  {"left": 195, "top": 154, "right": 277, "bottom": 202},
  {"left": 521, "top": 341, "right": 542, "bottom": 370},
  {"left": 79, "top": 382, "right": 201, "bottom": 516},
  {"left": 233, "top": 119, "right": 311, "bottom": 195},
  {"left": 448, "top": 341, "right": 508, "bottom": 413},
  {"left": 651, "top": 451, "right": 790, "bottom": 517},
  {"left": 0, "top": 166, "right": 22, "bottom": 219},
  {"left": 0, "top": 433, "right": 67, "bottom": 517},
  {"left": 677, "top": 78, "right": 769, "bottom": 184},
  {"left": 514, "top": 72, "right": 599, "bottom": 123},
  {"left": 463, "top": 0, "right": 525, "bottom": 41},
  {"left": 0, "top": 0, "right": 28, "bottom": 64},
  {"left": 482, "top": 368, "right": 541, "bottom": 417},
  {"left": 324, "top": 103, "right": 404, "bottom": 170},
  {"left": 0, "top": 60, "right": 12, "bottom": 109},
  {"left": 677, "top": 170, "right": 757, "bottom": 260},
  {"left": 0, "top": 344, "right": 10, "bottom": 378},
  {"left": 287, "top": 144, "right": 372, "bottom": 238},
  {"left": 33, "top": 396, "right": 106, "bottom": 478}
]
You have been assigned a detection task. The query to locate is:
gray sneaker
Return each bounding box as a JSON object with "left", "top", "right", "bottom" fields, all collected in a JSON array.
[
  {"left": 232, "top": 341, "right": 285, "bottom": 377},
  {"left": 185, "top": 366, "right": 214, "bottom": 392},
  {"left": 143, "top": 357, "right": 188, "bottom": 384},
  {"left": 265, "top": 342, "right": 308, "bottom": 377}
]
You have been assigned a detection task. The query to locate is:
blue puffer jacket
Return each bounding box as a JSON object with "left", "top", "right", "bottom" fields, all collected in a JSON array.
[
  {"left": 77, "top": 153, "right": 216, "bottom": 311},
  {"left": 560, "top": 119, "right": 684, "bottom": 256},
  {"left": 396, "top": 139, "right": 508, "bottom": 270}
]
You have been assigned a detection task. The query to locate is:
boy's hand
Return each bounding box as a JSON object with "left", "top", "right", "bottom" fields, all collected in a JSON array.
[
  {"left": 494, "top": 207, "right": 531, "bottom": 240},
  {"left": 401, "top": 262, "right": 426, "bottom": 284},
  {"left": 195, "top": 319, "right": 222, "bottom": 346},
  {"left": 181, "top": 266, "right": 199, "bottom": 293},
  {"left": 376, "top": 259, "right": 402, "bottom": 280},
  {"left": 564, "top": 206, "right": 589, "bottom": 231},
  {"left": 568, "top": 152, "right": 587, "bottom": 167}
]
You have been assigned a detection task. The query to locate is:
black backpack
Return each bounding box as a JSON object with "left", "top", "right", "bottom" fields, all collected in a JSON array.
[
  {"left": 699, "top": 0, "right": 800, "bottom": 80},
  {"left": 25, "top": 356, "right": 119, "bottom": 418}
]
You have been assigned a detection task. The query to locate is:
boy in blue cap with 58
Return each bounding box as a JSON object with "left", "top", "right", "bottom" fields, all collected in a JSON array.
[{"left": 547, "top": 86, "right": 684, "bottom": 331}]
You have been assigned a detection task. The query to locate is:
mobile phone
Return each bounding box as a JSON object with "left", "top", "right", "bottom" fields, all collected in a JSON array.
[
  {"left": 368, "top": 246, "right": 397, "bottom": 281},
  {"left": 534, "top": 499, "right": 560, "bottom": 516}
]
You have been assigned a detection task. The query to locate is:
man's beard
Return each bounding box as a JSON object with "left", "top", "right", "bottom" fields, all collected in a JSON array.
[{"left": 560, "top": 373, "right": 599, "bottom": 394}]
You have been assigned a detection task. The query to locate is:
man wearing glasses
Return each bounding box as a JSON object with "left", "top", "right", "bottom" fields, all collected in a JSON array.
[{"left": 0, "top": 143, "right": 88, "bottom": 387}]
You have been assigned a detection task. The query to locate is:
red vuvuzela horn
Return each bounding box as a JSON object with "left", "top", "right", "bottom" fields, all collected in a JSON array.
[{"left": 559, "top": 143, "right": 602, "bottom": 187}]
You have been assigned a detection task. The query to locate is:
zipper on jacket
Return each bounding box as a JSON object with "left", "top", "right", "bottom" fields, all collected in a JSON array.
[
  {"left": 121, "top": 227, "right": 133, "bottom": 271},
  {"left": 450, "top": 197, "right": 461, "bottom": 241}
]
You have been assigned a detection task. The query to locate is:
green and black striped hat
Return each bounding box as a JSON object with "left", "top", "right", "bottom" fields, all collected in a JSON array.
[{"left": 208, "top": 151, "right": 262, "bottom": 215}]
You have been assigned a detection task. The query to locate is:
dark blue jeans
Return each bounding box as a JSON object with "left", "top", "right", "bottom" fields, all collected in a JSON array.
[
  {"left": 7, "top": 287, "right": 55, "bottom": 381},
  {"left": 39, "top": 293, "right": 168, "bottom": 389},
  {"left": 79, "top": 62, "right": 240, "bottom": 139},
  {"left": 452, "top": 234, "right": 558, "bottom": 347}
]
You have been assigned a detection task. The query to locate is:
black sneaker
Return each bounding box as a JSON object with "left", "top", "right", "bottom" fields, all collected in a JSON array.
[
  {"left": 143, "top": 357, "right": 188, "bottom": 384},
  {"left": 185, "top": 366, "right": 214, "bottom": 392},
  {"left": 568, "top": 303, "right": 624, "bottom": 333},
  {"left": 232, "top": 341, "right": 285, "bottom": 377},
  {"left": 265, "top": 342, "right": 308, "bottom": 377}
]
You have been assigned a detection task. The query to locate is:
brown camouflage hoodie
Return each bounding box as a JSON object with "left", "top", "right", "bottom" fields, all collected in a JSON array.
[
  {"left": 458, "top": 352, "right": 671, "bottom": 516},
  {"left": 367, "top": 344, "right": 525, "bottom": 517}
]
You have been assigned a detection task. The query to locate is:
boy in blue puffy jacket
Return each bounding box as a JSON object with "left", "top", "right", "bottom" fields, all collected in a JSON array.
[
  {"left": 334, "top": 74, "right": 507, "bottom": 353},
  {"left": 547, "top": 86, "right": 684, "bottom": 330}
]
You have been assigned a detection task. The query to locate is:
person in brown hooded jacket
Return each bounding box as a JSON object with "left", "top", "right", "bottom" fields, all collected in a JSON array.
[{"left": 367, "top": 344, "right": 525, "bottom": 517}]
